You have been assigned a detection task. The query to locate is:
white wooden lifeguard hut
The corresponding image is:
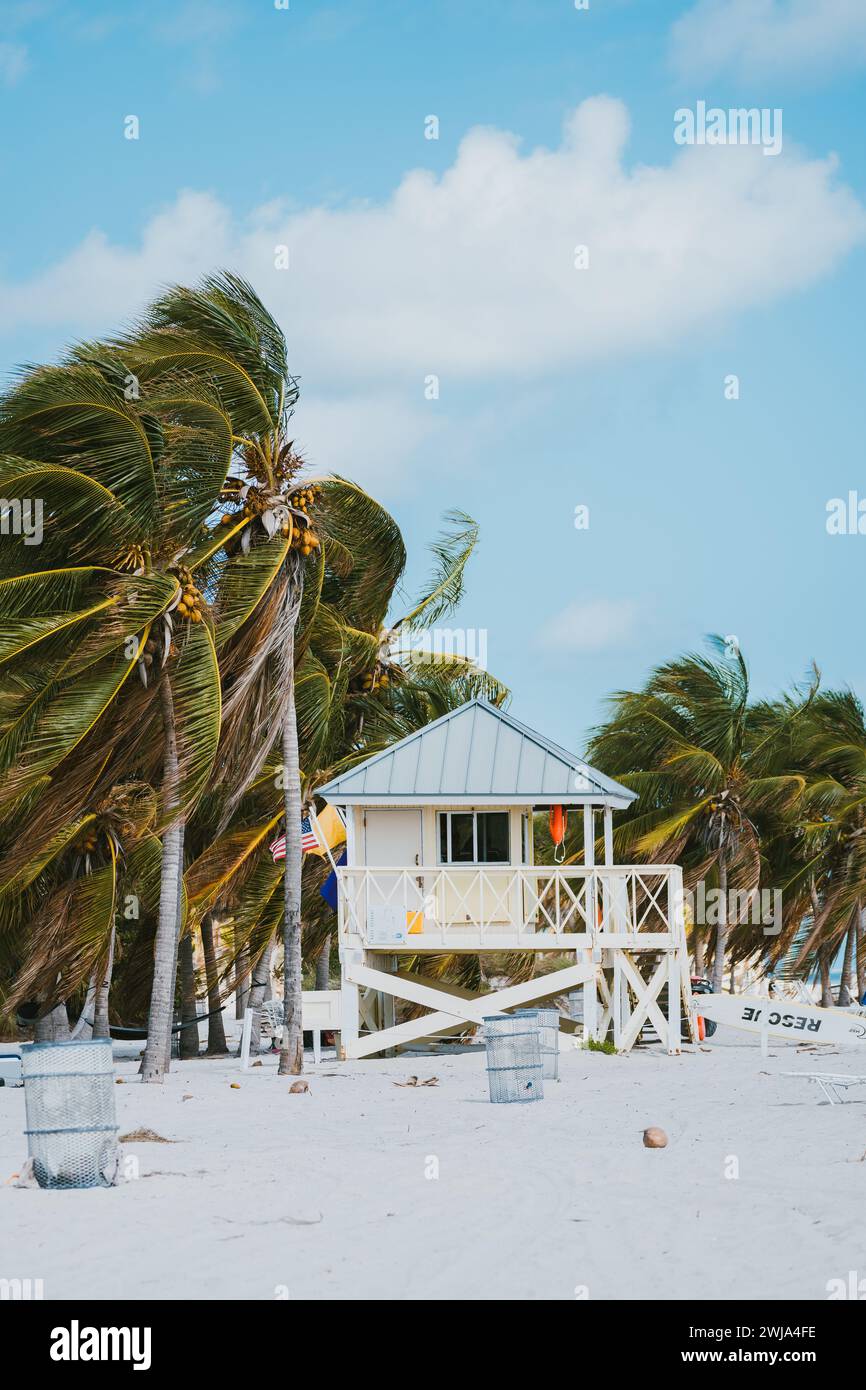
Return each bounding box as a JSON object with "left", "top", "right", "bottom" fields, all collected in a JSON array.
[{"left": 318, "top": 699, "right": 693, "bottom": 1059}]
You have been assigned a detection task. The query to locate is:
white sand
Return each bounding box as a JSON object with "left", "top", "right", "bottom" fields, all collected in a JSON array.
[{"left": 2, "top": 1030, "right": 865, "bottom": 1301}]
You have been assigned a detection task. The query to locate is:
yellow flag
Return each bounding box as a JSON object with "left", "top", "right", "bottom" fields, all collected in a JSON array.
[{"left": 310, "top": 803, "right": 347, "bottom": 856}]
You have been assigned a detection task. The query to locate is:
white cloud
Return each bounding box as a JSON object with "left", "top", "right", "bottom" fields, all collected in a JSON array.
[
  {"left": 537, "top": 599, "right": 639, "bottom": 653},
  {"left": 671, "top": 0, "right": 866, "bottom": 80},
  {"left": 0, "top": 97, "right": 863, "bottom": 391},
  {"left": 0, "top": 41, "right": 28, "bottom": 85},
  {"left": 0, "top": 194, "right": 235, "bottom": 334},
  {"left": 291, "top": 390, "right": 442, "bottom": 494}
]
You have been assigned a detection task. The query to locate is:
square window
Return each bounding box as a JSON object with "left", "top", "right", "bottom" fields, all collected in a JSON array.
[
  {"left": 450, "top": 813, "right": 475, "bottom": 862},
  {"left": 477, "top": 812, "right": 509, "bottom": 863},
  {"left": 437, "top": 812, "right": 510, "bottom": 864}
]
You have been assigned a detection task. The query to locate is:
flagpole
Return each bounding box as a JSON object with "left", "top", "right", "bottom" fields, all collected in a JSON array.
[{"left": 310, "top": 803, "right": 341, "bottom": 876}]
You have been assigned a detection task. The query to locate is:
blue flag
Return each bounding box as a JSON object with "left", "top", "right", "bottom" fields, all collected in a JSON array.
[{"left": 319, "top": 848, "right": 347, "bottom": 912}]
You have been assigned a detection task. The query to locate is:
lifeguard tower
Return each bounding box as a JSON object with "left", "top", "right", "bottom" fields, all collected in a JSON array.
[{"left": 318, "top": 700, "right": 693, "bottom": 1059}]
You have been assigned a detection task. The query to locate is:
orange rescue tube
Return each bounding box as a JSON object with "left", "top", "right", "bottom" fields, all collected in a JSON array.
[
  {"left": 549, "top": 805, "right": 568, "bottom": 863},
  {"left": 548, "top": 805, "right": 567, "bottom": 846}
]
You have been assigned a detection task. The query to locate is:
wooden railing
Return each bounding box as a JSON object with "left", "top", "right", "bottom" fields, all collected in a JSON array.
[{"left": 337, "top": 864, "right": 684, "bottom": 951}]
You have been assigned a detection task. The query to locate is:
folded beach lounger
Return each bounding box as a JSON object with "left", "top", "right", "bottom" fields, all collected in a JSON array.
[{"left": 781, "top": 1071, "right": 866, "bottom": 1105}]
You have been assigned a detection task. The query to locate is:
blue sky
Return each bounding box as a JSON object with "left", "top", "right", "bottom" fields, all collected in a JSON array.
[{"left": 2, "top": 0, "right": 866, "bottom": 751}]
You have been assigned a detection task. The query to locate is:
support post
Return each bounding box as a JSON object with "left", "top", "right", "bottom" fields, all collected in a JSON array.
[
  {"left": 380, "top": 954, "right": 397, "bottom": 1058},
  {"left": 582, "top": 953, "right": 599, "bottom": 1044},
  {"left": 666, "top": 949, "right": 681, "bottom": 1055},
  {"left": 601, "top": 807, "right": 614, "bottom": 934},
  {"left": 612, "top": 952, "right": 624, "bottom": 1049},
  {"left": 603, "top": 806, "right": 613, "bottom": 866},
  {"left": 339, "top": 947, "right": 361, "bottom": 1060},
  {"left": 382, "top": 955, "right": 397, "bottom": 1029},
  {"left": 344, "top": 807, "right": 356, "bottom": 864},
  {"left": 583, "top": 806, "right": 595, "bottom": 867},
  {"left": 670, "top": 863, "right": 697, "bottom": 1044}
]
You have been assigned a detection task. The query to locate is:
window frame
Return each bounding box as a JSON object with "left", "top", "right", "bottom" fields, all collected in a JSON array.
[{"left": 437, "top": 810, "right": 511, "bottom": 865}]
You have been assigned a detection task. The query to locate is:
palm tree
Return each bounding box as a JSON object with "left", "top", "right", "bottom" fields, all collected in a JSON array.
[
  {"left": 0, "top": 360, "right": 232, "bottom": 1068},
  {"left": 781, "top": 690, "right": 866, "bottom": 1004},
  {"left": 588, "top": 638, "right": 812, "bottom": 991},
  {"left": 0, "top": 275, "right": 505, "bottom": 1066}
]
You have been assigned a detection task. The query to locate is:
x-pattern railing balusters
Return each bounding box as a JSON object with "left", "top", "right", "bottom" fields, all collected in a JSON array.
[
  {"left": 479, "top": 870, "right": 512, "bottom": 928},
  {"left": 634, "top": 873, "right": 670, "bottom": 932},
  {"left": 557, "top": 873, "right": 583, "bottom": 931},
  {"left": 339, "top": 864, "right": 679, "bottom": 946},
  {"left": 441, "top": 867, "right": 482, "bottom": 929},
  {"left": 525, "top": 872, "right": 559, "bottom": 931}
]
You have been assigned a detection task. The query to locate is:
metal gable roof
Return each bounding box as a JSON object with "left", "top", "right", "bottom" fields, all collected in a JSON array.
[{"left": 317, "top": 699, "right": 637, "bottom": 807}]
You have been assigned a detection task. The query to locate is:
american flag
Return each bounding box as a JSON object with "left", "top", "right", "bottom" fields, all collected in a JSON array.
[{"left": 270, "top": 816, "right": 319, "bottom": 862}]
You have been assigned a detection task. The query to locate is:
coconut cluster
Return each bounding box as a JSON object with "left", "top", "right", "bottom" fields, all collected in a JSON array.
[
  {"left": 78, "top": 826, "right": 99, "bottom": 855},
  {"left": 352, "top": 666, "right": 393, "bottom": 696},
  {"left": 174, "top": 566, "right": 206, "bottom": 623},
  {"left": 287, "top": 485, "right": 321, "bottom": 557},
  {"left": 140, "top": 631, "right": 161, "bottom": 669},
  {"left": 218, "top": 480, "right": 322, "bottom": 560}
]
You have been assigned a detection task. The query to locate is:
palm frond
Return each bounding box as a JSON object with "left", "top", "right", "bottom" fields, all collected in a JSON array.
[{"left": 397, "top": 510, "right": 478, "bottom": 630}]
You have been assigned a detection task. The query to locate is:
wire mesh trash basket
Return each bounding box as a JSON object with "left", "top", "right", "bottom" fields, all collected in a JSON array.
[
  {"left": 515, "top": 1007, "right": 560, "bottom": 1081},
  {"left": 484, "top": 1014, "right": 543, "bottom": 1104},
  {"left": 22, "top": 1039, "right": 119, "bottom": 1189}
]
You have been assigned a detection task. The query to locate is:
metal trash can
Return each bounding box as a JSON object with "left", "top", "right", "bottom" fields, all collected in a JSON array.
[
  {"left": 484, "top": 1014, "right": 543, "bottom": 1104},
  {"left": 515, "top": 1007, "right": 560, "bottom": 1080},
  {"left": 22, "top": 1039, "right": 118, "bottom": 1189}
]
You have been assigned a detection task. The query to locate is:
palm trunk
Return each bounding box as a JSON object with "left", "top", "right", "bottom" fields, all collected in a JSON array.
[
  {"left": 710, "top": 860, "right": 728, "bottom": 994},
  {"left": 808, "top": 882, "right": 830, "bottom": 1006},
  {"left": 819, "top": 946, "right": 834, "bottom": 1008},
  {"left": 178, "top": 932, "right": 200, "bottom": 1059},
  {"left": 201, "top": 913, "right": 228, "bottom": 1056},
  {"left": 140, "top": 675, "right": 186, "bottom": 1082},
  {"left": 693, "top": 932, "right": 706, "bottom": 977},
  {"left": 93, "top": 922, "right": 116, "bottom": 1039},
  {"left": 245, "top": 939, "right": 275, "bottom": 1056},
  {"left": 235, "top": 945, "right": 251, "bottom": 1019},
  {"left": 70, "top": 974, "right": 97, "bottom": 1040},
  {"left": 838, "top": 913, "right": 857, "bottom": 1008},
  {"left": 315, "top": 934, "right": 331, "bottom": 991},
  {"left": 35, "top": 1002, "right": 70, "bottom": 1042},
  {"left": 278, "top": 626, "right": 304, "bottom": 1076},
  {"left": 857, "top": 904, "right": 866, "bottom": 1003}
]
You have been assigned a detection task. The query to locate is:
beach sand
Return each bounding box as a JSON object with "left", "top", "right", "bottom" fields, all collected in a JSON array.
[{"left": 2, "top": 1030, "right": 865, "bottom": 1301}]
